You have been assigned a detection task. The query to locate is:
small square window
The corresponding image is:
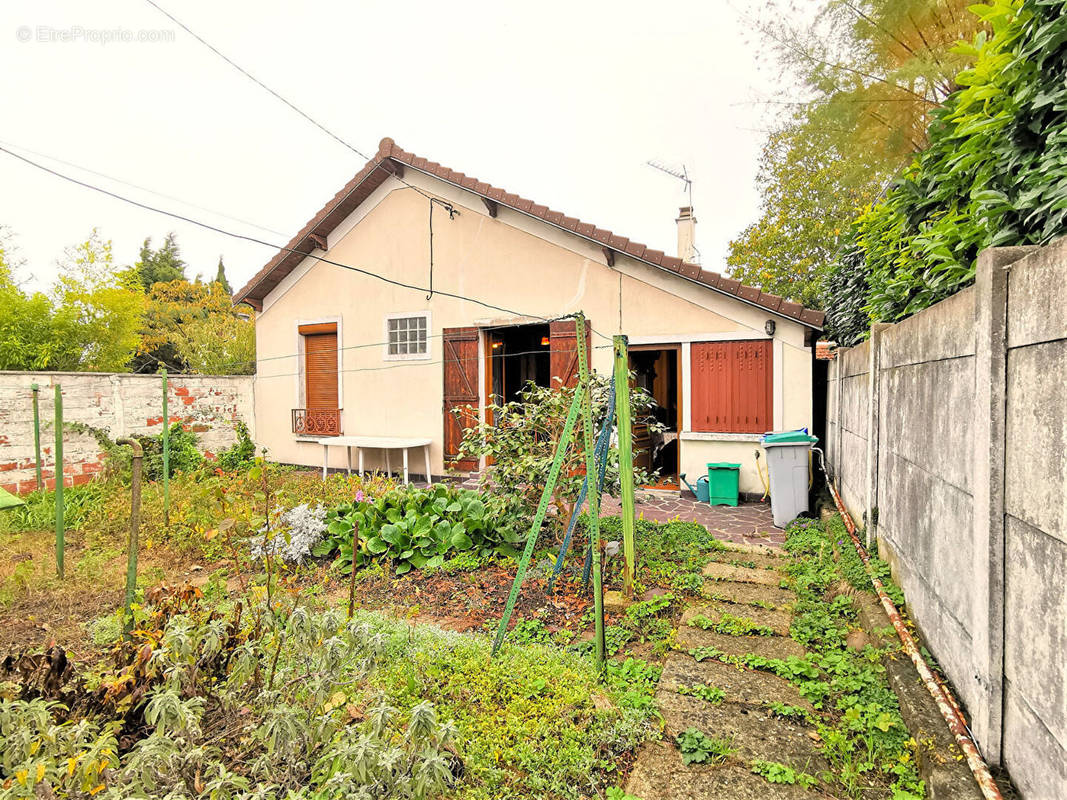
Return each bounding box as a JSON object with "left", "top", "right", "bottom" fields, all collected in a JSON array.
[{"left": 384, "top": 313, "right": 430, "bottom": 361}]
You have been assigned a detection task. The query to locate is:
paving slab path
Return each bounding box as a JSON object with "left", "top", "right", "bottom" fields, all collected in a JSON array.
[{"left": 627, "top": 542, "right": 844, "bottom": 800}]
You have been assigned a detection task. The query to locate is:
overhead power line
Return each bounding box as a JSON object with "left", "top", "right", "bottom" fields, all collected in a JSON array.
[
  {"left": 0, "top": 144, "right": 613, "bottom": 340},
  {"left": 140, "top": 0, "right": 439, "bottom": 204},
  {"left": 0, "top": 138, "right": 288, "bottom": 238}
]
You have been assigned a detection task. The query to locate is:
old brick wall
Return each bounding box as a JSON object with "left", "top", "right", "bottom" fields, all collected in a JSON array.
[{"left": 0, "top": 372, "right": 254, "bottom": 494}]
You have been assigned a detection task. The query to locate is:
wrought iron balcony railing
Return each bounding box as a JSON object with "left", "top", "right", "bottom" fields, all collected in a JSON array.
[{"left": 292, "top": 408, "right": 342, "bottom": 436}]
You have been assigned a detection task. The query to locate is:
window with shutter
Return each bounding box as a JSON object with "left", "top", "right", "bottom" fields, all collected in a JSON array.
[
  {"left": 294, "top": 322, "right": 340, "bottom": 436},
  {"left": 690, "top": 340, "right": 772, "bottom": 434}
]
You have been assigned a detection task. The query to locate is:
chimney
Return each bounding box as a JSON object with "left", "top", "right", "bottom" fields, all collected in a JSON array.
[{"left": 676, "top": 206, "right": 697, "bottom": 263}]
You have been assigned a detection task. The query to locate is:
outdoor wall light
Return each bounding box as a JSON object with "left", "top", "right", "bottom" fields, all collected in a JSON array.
[{"left": 765, "top": 319, "right": 776, "bottom": 336}]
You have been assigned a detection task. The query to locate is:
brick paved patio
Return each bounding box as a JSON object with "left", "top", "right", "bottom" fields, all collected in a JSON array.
[
  {"left": 446, "top": 473, "right": 784, "bottom": 547},
  {"left": 600, "top": 492, "right": 784, "bottom": 547}
]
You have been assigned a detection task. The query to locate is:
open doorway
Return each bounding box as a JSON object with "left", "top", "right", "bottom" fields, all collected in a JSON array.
[
  {"left": 485, "top": 323, "right": 552, "bottom": 408},
  {"left": 629, "top": 345, "right": 681, "bottom": 490}
]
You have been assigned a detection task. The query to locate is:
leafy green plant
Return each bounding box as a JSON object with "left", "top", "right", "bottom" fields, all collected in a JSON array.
[
  {"left": 691, "top": 611, "right": 776, "bottom": 637},
  {"left": 675, "top": 728, "right": 735, "bottom": 765},
  {"left": 0, "top": 482, "right": 107, "bottom": 533},
  {"left": 751, "top": 759, "right": 819, "bottom": 788},
  {"left": 215, "top": 420, "right": 256, "bottom": 472},
  {"left": 135, "top": 421, "right": 202, "bottom": 481},
  {"left": 835, "top": 0, "right": 1067, "bottom": 327},
  {"left": 456, "top": 375, "right": 660, "bottom": 531},
  {"left": 316, "top": 483, "right": 524, "bottom": 574},
  {"left": 765, "top": 702, "right": 813, "bottom": 723},
  {"left": 676, "top": 684, "right": 726, "bottom": 704}
]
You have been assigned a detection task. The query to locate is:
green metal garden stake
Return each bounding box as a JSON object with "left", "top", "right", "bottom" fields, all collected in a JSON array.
[
  {"left": 116, "top": 438, "right": 143, "bottom": 637},
  {"left": 54, "top": 384, "right": 64, "bottom": 579},
  {"left": 31, "top": 383, "right": 43, "bottom": 490},
  {"left": 613, "top": 336, "right": 637, "bottom": 598},
  {"left": 577, "top": 314, "right": 606, "bottom": 668},
  {"left": 492, "top": 383, "right": 585, "bottom": 656},
  {"left": 161, "top": 368, "right": 170, "bottom": 527}
]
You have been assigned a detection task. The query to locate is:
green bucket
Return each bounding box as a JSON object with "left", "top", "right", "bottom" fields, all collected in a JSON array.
[{"left": 707, "top": 462, "right": 740, "bottom": 507}]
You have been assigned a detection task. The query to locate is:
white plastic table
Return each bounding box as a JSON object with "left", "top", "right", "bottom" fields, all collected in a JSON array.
[{"left": 315, "top": 436, "right": 432, "bottom": 484}]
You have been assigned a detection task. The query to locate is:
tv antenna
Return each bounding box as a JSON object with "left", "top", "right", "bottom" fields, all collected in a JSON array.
[{"left": 646, "top": 160, "right": 692, "bottom": 206}]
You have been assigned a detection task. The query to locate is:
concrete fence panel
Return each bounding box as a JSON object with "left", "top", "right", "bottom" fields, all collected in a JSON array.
[{"left": 824, "top": 239, "right": 1067, "bottom": 799}]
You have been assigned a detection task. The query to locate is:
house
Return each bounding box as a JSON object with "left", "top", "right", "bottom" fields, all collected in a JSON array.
[{"left": 234, "top": 138, "right": 825, "bottom": 496}]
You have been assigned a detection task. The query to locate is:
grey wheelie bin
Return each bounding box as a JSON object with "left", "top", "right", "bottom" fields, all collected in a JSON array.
[{"left": 760, "top": 430, "right": 818, "bottom": 528}]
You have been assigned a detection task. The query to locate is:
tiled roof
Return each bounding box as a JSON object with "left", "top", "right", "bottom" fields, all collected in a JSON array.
[
  {"left": 234, "top": 138, "right": 825, "bottom": 329},
  {"left": 815, "top": 341, "right": 837, "bottom": 360}
]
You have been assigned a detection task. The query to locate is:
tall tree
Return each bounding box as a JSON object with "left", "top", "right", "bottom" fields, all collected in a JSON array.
[
  {"left": 136, "top": 232, "right": 186, "bottom": 289},
  {"left": 214, "top": 256, "right": 232, "bottom": 294},
  {"left": 139, "top": 280, "right": 255, "bottom": 375},
  {"left": 727, "top": 0, "right": 985, "bottom": 305},
  {"left": 53, "top": 230, "right": 145, "bottom": 371},
  {"left": 0, "top": 228, "right": 144, "bottom": 372},
  {"left": 727, "top": 125, "right": 880, "bottom": 307}
]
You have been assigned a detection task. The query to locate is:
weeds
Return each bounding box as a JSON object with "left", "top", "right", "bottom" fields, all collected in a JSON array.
[
  {"left": 675, "top": 728, "right": 734, "bottom": 765},
  {"left": 676, "top": 684, "right": 725, "bottom": 704}
]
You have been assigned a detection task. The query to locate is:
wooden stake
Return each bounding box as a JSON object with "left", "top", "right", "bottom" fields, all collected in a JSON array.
[
  {"left": 54, "top": 385, "right": 64, "bottom": 579},
  {"left": 31, "top": 384, "right": 42, "bottom": 491},
  {"left": 614, "top": 336, "right": 637, "bottom": 597}
]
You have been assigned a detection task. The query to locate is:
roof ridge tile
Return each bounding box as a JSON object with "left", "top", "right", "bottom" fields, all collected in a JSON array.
[{"left": 233, "top": 138, "right": 825, "bottom": 329}]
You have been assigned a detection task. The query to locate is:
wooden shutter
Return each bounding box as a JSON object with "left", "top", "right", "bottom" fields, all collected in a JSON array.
[
  {"left": 443, "top": 327, "right": 479, "bottom": 471},
  {"left": 302, "top": 325, "right": 338, "bottom": 411},
  {"left": 690, "top": 340, "right": 772, "bottom": 433},
  {"left": 549, "top": 318, "right": 591, "bottom": 388}
]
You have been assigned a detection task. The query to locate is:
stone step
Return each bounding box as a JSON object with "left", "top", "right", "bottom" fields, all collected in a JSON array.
[
  {"left": 626, "top": 742, "right": 835, "bottom": 800},
  {"left": 657, "top": 692, "right": 830, "bottom": 774},
  {"left": 703, "top": 562, "right": 785, "bottom": 587},
  {"left": 682, "top": 603, "right": 793, "bottom": 637},
  {"left": 704, "top": 580, "right": 796, "bottom": 610},
  {"left": 720, "top": 541, "right": 788, "bottom": 559},
  {"left": 676, "top": 627, "right": 807, "bottom": 661},
  {"left": 658, "top": 653, "right": 814, "bottom": 712},
  {"left": 707, "top": 550, "right": 788, "bottom": 572}
]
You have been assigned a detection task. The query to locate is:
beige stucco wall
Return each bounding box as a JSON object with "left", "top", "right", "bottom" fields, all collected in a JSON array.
[{"left": 253, "top": 170, "right": 814, "bottom": 493}]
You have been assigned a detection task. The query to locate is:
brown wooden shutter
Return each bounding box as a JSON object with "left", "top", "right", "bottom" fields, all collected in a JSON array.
[
  {"left": 302, "top": 325, "right": 338, "bottom": 411},
  {"left": 690, "top": 340, "right": 772, "bottom": 433},
  {"left": 443, "top": 327, "right": 479, "bottom": 471},
  {"left": 549, "top": 318, "right": 591, "bottom": 388}
]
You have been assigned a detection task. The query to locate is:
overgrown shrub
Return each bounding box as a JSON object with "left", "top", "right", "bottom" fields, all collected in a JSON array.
[
  {"left": 139, "top": 422, "right": 202, "bottom": 481},
  {"left": 0, "top": 592, "right": 458, "bottom": 800},
  {"left": 839, "top": 0, "right": 1067, "bottom": 325},
  {"left": 456, "top": 376, "right": 660, "bottom": 533}
]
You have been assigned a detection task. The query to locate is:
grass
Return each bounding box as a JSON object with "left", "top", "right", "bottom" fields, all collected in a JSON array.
[{"left": 339, "top": 610, "right": 662, "bottom": 799}]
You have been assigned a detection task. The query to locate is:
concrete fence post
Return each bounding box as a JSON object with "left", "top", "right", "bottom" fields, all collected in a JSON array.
[
  {"left": 865, "top": 323, "right": 891, "bottom": 548},
  {"left": 970, "top": 245, "right": 1034, "bottom": 764}
]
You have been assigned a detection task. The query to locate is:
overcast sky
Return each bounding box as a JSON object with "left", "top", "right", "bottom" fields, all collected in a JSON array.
[{"left": 0, "top": 0, "right": 788, "bottom": 294}]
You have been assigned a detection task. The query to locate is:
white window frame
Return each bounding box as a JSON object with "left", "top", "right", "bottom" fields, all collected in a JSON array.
[{"left": 383, "top": 311, "right": 432, "bottom": 361}]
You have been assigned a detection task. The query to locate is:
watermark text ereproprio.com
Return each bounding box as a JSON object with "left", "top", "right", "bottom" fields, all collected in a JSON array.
[{"left": 16, "top": 25, "right": 175, "bottom": 44}]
